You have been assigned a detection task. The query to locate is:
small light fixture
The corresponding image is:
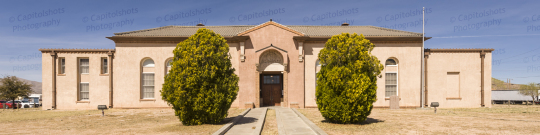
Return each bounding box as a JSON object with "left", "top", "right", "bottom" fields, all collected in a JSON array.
[
  {"left": 98, "top": 105, "right": 108, "bottom": 116},
  {"left": 430, "top": 102, "right": 439, "bottom": 114}
]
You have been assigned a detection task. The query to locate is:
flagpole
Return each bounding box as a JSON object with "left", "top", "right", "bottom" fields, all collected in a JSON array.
[{"left": 421, "top": 7, "right": 425, "bottom": 108}]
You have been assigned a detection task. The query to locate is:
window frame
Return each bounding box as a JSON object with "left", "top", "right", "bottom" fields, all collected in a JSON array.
[
  {"left": 58, "top": 57, "right": 66, "bottom": 74},
  {"left": 142, "top": 59, "right": 155, "bottom": 67},
  {"left": 385, "top": 72, "right": 398, "bottom": 98},
  {"left": 141, "top": 72, "right": 155, "bottom": 99},
  {"left": 79, "top": 58, "right": 90, "bottom": 74},
  {"left": 165, "top": 58, "right": 173, "bottom": 75},
  {"left": 263, "top": 75, "right": 280, "bottom": 84},
  {"left": 315, "top": 60, "right": 322, "bottom": 89},
  {"left": 385, "top": 59, "right": 398, "bottom": 67},
  {"left": 79, "top": 82, "right": 89, "bottom": 101},
  {"left": 101, "top": 57, "right": 108, "bottom": 74}
]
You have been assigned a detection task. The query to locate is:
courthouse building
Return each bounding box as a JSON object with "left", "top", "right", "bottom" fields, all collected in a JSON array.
[{"left": 40, "top": 21, "right": 493, "bottom": 110}]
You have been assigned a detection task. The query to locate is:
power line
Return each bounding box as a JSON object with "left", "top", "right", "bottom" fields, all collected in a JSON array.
[
  {"left": 494, "top": 75, "right": 540, "bottom": 79},
  {"left": 515, "top": 75, "right": 540, "bottom": 78},
  {"left": 499, "top": 52, "right": 540, "bottom": 63},
  {"left": 433, "top": 34, "right": 540, "bottom": 39},
  {"left": 498, "top": 47, "right": 540, "bottom": 60}
]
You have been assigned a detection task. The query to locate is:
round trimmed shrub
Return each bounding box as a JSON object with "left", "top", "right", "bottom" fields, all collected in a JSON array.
[
  {"left": 316, "top": 33, "right": 383, "bottom": 124},
  {"left": 161, "top": 28, "right": 239, "bottom": 126}
]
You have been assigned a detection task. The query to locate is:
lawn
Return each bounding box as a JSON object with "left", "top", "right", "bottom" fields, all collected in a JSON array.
[
  {"left": 297, "top": 105, "right": 540, "bottom": 135},
  {"left": 261, "top": 109, "right": 278, "bottom": 135},
  {"left": 0, "top": 107, "right": 244, "bottom": 135}
]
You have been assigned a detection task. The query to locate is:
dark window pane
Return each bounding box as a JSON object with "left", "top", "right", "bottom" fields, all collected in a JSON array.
[
  {"left": 386, "top": 59, "right": 396, "bottom": 65},
  {"left": 263, "top": 75, "right": 280, "bottom": 84}
]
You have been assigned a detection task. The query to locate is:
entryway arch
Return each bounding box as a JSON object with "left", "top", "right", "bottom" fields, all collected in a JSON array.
[
  {"left": 259, "top": 50, "right": 284, "bottom": 71},
  {"left": 254, "top": 47, "right": 289, "bottom": 108},
  {"left": 258, "top": 50, "right": 284, "bottom": 107}
]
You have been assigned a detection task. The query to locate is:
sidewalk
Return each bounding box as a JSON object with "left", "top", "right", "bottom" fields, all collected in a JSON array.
[
  {"left": 276, "top": 108, "right": 317, "bottom": 135},
  {"left": 224, "top": 108, "right": 267, "bottom": 135}
]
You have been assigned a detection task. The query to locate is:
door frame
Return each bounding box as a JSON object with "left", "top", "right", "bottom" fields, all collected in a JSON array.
[{"left": 259, "top": 73, "right": 283, "bottom": 107}]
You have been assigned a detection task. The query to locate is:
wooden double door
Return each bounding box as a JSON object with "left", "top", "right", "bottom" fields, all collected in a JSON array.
[{"left": 261, "top": 74, "right": 282, "bottom": 106}]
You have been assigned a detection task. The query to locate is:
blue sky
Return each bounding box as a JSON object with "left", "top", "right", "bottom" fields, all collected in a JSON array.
[{"left": 0, "top": 0, "right": 539, "bottom": 84}]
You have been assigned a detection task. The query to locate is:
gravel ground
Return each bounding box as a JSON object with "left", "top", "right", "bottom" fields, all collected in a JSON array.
[
  {"left": 296, "top": 105, "right": 540, "bottom": 135},
  {"left": 261, "top": 109, "right": 278, "bottom": 135},
  {"left": 0, "top": 107, "right": 244, "bottom": 135}
]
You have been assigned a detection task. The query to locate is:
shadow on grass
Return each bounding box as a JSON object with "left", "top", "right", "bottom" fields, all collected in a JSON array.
[{"left": 321, "top": 117, "right": 384, "bottom": 125}]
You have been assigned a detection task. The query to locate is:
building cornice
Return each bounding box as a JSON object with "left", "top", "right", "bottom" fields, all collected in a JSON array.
[
  {"left": 425, "top": 48, "right": 494, "bottom": 53},
  {"left": 39, "top": 48, "right": 115, "bottom": 53},
  {"left": 294, "top": 36, "right": 431, "bottom": 43},
  {"left": 106, "top": 36, "right": 250, "bottom": 43},
  {"left": 304, "top": 41, "right": 425, "bottom": 44}
]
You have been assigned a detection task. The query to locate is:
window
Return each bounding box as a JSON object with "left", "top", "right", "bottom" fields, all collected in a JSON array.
[
  {"left": 101, "top": 58, "right": 108, "bottom": 74},
  {"left": 142, "top": 73, "right": 154, "bottom": 99},
  {"left": 315, "top": 60, "right": 321, "bottom": 87},
  {"left": 385, "top": 58, "right": 398, "bottom": 97},
  {"left": 166, "top": 59, "right": 172, "bottom": 75},
  {"left": 80, "top": 58, "right": 89, "bottom": 74},
  {"left": 59, "top": 58, "right": 65, "bottom": 74},
  {"left": 385, "top": 73, "right": 397, "bottom": 97},
  {"left": 141, "top": 58, "right": 155, "bottom": 99},
  {"left": 386, "top": 59, "right": 397, "bottom": 66},
  {"left": 79, "top": 83, "right": 89, "bottom": 101},
  {"left": 143, "top": 59, "right": 155, "bottom": 67},
  {"left": 263, "top": 75, "right": 280, "bottom": 84}
]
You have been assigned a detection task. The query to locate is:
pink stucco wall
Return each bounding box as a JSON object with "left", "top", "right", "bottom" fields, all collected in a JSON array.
[
  {"left": 304, "top": 42, "right": 423, "bottom": 108},
  {"left": 239, "top": 25, "right": 304, "bottom": 108},
  {"left": 426, "top": 52, "right": 492, "bottom": 108},
  {"left": 41, "top": 24, "right": 492, "bottom": 110},
  {"left": 41, "top": 52, "right": 111, "bottom": 110}
]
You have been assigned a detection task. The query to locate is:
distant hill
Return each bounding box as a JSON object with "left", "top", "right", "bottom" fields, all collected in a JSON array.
[
  {"left": 492, "top": 77, "right": 524, "bottom": 90},
  {"left": 0, "top": 77, "right": 42, "bottom": 94}
]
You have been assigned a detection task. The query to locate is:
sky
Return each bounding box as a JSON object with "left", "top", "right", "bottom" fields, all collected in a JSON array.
[{"left": 0, "top": 0, "right": 539, "bottom": 84}]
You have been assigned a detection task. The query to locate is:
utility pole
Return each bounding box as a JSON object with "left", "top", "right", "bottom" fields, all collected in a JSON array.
[
  {"left": 509, "top": 79, "right": 512, "bottom": 89},
  {"left": 507, "top": 78, "right": 513, "bottom": 89}
]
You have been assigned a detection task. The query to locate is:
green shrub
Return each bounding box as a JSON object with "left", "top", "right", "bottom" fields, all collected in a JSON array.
[
  {"left": 316, "top": 33, "right": 383, "bottom": 124},
  {"left": 161, "top": 28, "right": 239, "bottom": 126}
]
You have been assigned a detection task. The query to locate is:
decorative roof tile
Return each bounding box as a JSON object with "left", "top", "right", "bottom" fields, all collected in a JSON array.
[{"left": 113, "top": 22, "right": 423, "bottom": 37}]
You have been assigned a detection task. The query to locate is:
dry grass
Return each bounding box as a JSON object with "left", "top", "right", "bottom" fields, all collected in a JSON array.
[
  {"left": 0, "top": 107, "right": 244, "bottom": 135},
  {"left": 261, "top": 109, "right": 278, "bottom": 135},
  {"left": 297, "top": 105, "right": 540, "bottom": 135}
]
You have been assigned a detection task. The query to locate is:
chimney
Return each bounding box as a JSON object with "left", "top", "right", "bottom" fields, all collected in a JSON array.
[
  {"left": 196, "top": 23, "right": 205, "bottom": 26},
  {"left": 341, "top": 22, "right": 349, "bottom": 26}
]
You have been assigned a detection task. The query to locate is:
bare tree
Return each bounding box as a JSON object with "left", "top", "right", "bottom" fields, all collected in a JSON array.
[
  {"left": 0, "top": 75, "right": 32, "bottom": 109},
  {"left": 519, "top": 82, "right": 539, "bottom": 105}
]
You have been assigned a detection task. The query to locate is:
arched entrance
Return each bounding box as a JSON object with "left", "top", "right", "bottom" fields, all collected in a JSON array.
[{"left": 259, "top": 50, "right": 284, "bottom": 106}]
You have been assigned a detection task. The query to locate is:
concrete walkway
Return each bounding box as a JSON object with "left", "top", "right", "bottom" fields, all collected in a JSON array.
[
  {"left": 224, "top": 108, "right": 267, "bottom": 135},
  {"left": 276, "top": 108, "right": 317, "bottom": 135}
]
